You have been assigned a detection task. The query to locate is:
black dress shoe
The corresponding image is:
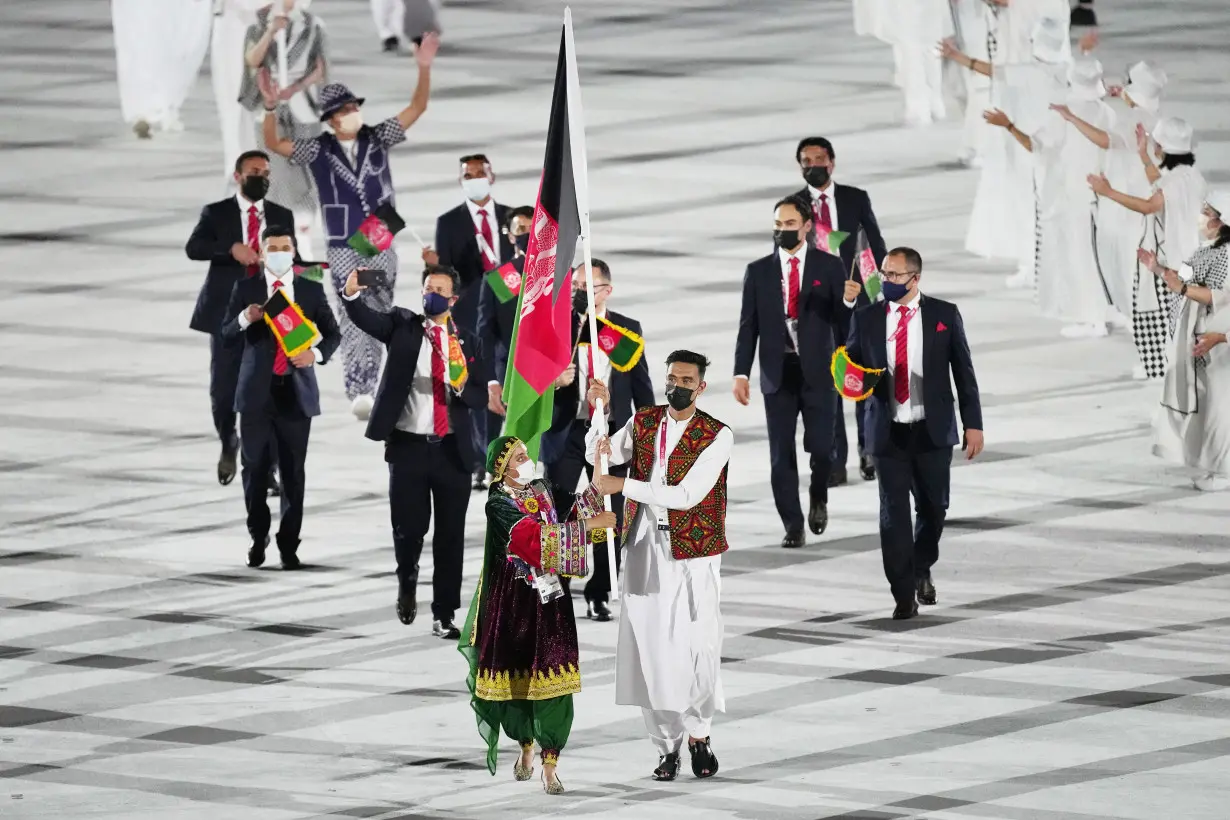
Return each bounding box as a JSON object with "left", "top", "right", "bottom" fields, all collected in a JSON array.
[
  {"left": 279, "top": 544, "right": 301, "bottom": 570},
  {"left": 781, "top": 529, "right": 806, "bottom": 549},
  {"left": 808, "top": 497, "right": 828, "bottom": 535},
  {"left": 217, "top": 445, "right": 238, "bottom": 486},
  {"left": 892, "top": 599, "right": 919, "bottom": 620},
  {"left": 396, "top": 591, "right": 417, "bottom": 625},
  {"left": 688, "top": 737, "right": 719, "bottom": 779},
  {"left": 247, "top": 535, "right": 269, "bottom": 568},
  {"left": 859, "top": 455, "right": 876, "bottom": 481},
  {"left": 652, "top": 752, "right": 681, "bottom": 781},
  {"left": 827, "top": 467, "right": 848, "bottom": 488},
  {"left": 267, "top": 471, "right": 281, "bottom": 498},
  {"left": 433, "top": 619, "right": 461, "bottom": 640},
  {"left": 587, "top": 601, "right": 612, "bottom": 622},
  {"left": 381, "top": 36, "right": 399, "bottom": 52},
  {"left": 472, "top": 471, "right": 488, "bottom": 491},
  {"left": 916, "top": 577, "right": 937, "bottom": 606}
]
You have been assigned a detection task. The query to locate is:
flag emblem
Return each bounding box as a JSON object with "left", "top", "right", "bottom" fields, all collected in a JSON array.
[
  {"left": 832, "top": 346, "right": 883, "bottom": 401},
  {"left": 348, "top": 202, "right": 406, "bottom": 257}
]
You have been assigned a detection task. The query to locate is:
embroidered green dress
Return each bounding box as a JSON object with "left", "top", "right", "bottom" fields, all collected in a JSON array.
[{"left": 459, "top": 474, "right": 602, "bottom": 773}]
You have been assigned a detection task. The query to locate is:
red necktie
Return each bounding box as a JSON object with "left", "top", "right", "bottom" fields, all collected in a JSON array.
[
  {"left": 894, "top": 304, "right": 910, "bottom": 405},
  {"left": 478, "top": 211, "right": 496, "bottom": 269},
  {"left": 271, "top": 280, "right": 289, "bottom": 375},
  {"left": 816, "top": 194, "right": 833, "bottom": 232},
  {"left": 786, "top": 256, "right": 800, "bottom": 320},
  {"left": 247, "top": 205, "right": 261, "bottom": 276},
  {"left": 430, "top": 326, "right": 449, "bottom": 437}
]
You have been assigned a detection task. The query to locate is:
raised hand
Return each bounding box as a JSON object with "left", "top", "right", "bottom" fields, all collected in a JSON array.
[{"left": 416, "top": 32, "right": 440, "bottom": 67}]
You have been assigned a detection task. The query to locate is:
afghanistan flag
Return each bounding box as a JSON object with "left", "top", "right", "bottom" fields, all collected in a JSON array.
[
  {"left": 814, "top": 225, "right": 849, "bottom": 256},
  {"left": 852, "top": 228, "right": 881, "bottom": 301},
  {"left": 500, "top": 23, "right": 585, "bottom": 460},
  {"left": 348, "top": 202, "right": 406, "bottom": 257},
  {"left": 263, "top": 288, "right": 320, "bottom": 358},
  {"left": 446, "top": 328, "right": 468, "bottom": 390},
  {"left": 579, "top": 316, "right": 645, "bottom": 372},
  {"left": 832, "top": 346, "right": 883, "bottom": 401},
  {"left": 293, "top": 261, "right": 329, "bottom": 283},
  {"left": 484, "top": 259, "right": 523, "bottom": 304}
]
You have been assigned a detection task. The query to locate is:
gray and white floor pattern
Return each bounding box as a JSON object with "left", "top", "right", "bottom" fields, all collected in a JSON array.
[{"left": 2, "top": 1, "right": 1230, "bottom": 818}]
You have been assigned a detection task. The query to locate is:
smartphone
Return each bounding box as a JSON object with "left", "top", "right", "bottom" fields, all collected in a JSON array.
[{"left": 357, "top": 268, "right": 387, "bottom": 288}]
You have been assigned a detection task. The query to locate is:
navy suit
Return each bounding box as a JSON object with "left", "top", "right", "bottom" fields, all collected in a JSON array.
[
  {"left": 343, "top": 296, "right": 488, "bottom": 621},
  {"left": 475, "top": 253, "right": 523, "bottom": 450},
  {"left": 793, "top": 183, "right": 888, "bottom": 470},
  {"left": 735, "top": 248, "right": 851, "bottom": 531},
  {"left": 845, "top": 295, "right": 982, "bottom": 604},
  {"left": 544, "top": 308, "right": 654, "bottom": 604},
  {"left": 185, "top": 196, "right": 296, "bottom": 449},
  {"left": 220, "top": 275, "right": 341, "bottom": 553}
]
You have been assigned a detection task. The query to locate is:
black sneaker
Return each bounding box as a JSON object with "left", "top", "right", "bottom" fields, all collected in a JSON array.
[
  {"left": 247, "top": 535, "right": 269, "bottom": 568},
  {"left": 432, "top": 619, "right": 460, "bottom": 640},
  {"left": 382, "top": 36, "right": 399, "bottom": 52},
  {"left": 587, "top": 601, "right": 612, "bottom": 622}
]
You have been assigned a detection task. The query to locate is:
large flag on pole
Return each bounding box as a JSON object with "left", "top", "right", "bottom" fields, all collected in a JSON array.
[{"left": 500, "top": 20, "right": 582, "bottom": 460}]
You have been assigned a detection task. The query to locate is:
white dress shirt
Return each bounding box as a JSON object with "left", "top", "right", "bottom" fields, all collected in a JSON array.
[
  {"left": 576, "top": 308, "right": 611, "bottom": 419},
  {"left": 236, "top": 193, "right": 265, "bottom": 245},
  {"left": 235, "top": 268, "right": 323, "bottom": 363},
  {"left": 465, "top": 197, "right": 501, "bottom": 265},
  {"left": 886, "top": 294, "right": 926, "bottom": 423},
  {"left": 807, "top": 182, "right": 839, "bottom": 234},
  {"left": 777, "top": 244, "right": 806, "bottom": 352}
]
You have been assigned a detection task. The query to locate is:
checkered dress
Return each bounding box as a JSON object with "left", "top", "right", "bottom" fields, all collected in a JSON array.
[
  {"left": 325, "top": 246, "right": 398, "bottom": 399},
  {"left": 1134, "top": 216, "right": 1171, "bottom": 379}
]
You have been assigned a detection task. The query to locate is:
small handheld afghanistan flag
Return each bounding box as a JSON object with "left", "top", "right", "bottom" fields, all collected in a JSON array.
[
  {"left": 585, "top": 316, "right": 645, "bottom": 372},
  {"left": 446, "top": 330, "right": 468, "bottom": 390},
  {"left": 263, "top": 288, "right": 321, "bottom": 358},
  {"left": 852, "top": 228, "right": 881, "bottom": 301},
  {"left": 831, "top": 346, "right": 883, "bottom": 401},
  {"left": 348, "top": 202, "right": 406, "bottom": 257},
  {"left": 293, "top": 261, "right": 329, "bottom": 283},
  {"left": 814, "top": 225, "right": 850, "bottom": 256},
  {"left": 484, "top": 261, "right": 523, "bottom": 304}
]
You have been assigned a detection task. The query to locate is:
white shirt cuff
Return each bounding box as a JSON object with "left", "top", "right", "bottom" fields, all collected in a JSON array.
[
  {"left": 237, "top": 312, "right": 253, "bottom": 331},
  {"left": 843, "top": 299, "right": 856, "bottom": 309},
  {"left": 342, "top": 289, "right": 362, "bottom": 301},
  {"left": 734, "top": 374, "right": 749, "bottom": 381},
  {"left": 312, "top": 347, "right": 322, "bottom": 364}
]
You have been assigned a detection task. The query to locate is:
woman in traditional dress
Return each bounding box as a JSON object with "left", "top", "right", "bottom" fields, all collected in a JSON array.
[
  {"left": 1052, "top": 60, "right": 1168, "bottom": 325},
  {"left": 1145, "top": 191, "right": 1230, "bottom": 491},
  {"left": 1089, "top": 117, "right": 1208, "bottom": 379},
  {"left": 240, "top": 0, "right": 328, "bottom": 255},
  {"left": 458, "top": 436, "right": 614, "bottom": 795}
]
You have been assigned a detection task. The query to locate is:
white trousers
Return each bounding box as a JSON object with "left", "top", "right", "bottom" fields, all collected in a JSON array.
[
  {"left": 642, "top": 707, "right": 715, "bottom": 756},
  {"left": 113, "top": 0, "right": 210, "bottom": 127},
  {"left": 370, "top": 0, "right": 405, "bottom": 41}
]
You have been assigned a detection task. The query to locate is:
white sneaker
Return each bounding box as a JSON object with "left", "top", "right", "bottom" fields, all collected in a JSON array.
[
  {"left": 1194, "top": 474, "right": 1230, "bottom": 492},
  {"left": 1061, "top": 323, "right": 1109, "bottom": 339},
  {"left": 1005, "top": 272, "right": 1034, "bottom": 290},
  {"left": 351, "top": 394, "right": 375, "bottom": 421}
]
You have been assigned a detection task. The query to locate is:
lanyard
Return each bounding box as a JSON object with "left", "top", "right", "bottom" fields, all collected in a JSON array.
[
  {"left": 887, "top": 306, "right": 919, "bottom": 343},
  {"left": 657, "top": 419, "right": 668, "bottom": 476}
]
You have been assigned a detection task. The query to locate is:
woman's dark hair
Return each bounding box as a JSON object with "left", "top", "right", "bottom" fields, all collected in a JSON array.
[
  {"left": 1212, "top": 224, "right": 1230, "bottom": 250},
  {"left": 1160, "top": 152, "right": 1196, "bottom": 170}
]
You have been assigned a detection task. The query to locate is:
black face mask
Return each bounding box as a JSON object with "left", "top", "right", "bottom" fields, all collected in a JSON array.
[
  {"left": 240, "top": 174, "right": 270, "bottom": 202},
  {"left": 665, "top": 385, "right": 695, "bottom": 412},
  {"left": 514, "top": 233, "right": 529, "bottom": 254},
  {"left": 774, "top": 229, "right": 801, "bottom": 249},
  {"left": 572, "top": 289, "right": 588, "bottom": 315},
  {"left": 802, "top": 165, "right": 830, "bottom": 189}
]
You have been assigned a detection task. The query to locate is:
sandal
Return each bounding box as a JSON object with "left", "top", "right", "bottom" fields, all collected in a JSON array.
[
  {"left": 514, "top": 744, "right": 534, "bottom": 781},
  {"left": 542, "top": 771, "right": 565, "bottom": 795},
  {"left": 653, "top": 751, "right": 681, "bottom": 781},
  {"left": 688, "top": 737, "right": 719, "bottom": 779}
]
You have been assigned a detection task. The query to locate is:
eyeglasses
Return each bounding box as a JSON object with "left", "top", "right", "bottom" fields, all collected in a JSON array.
[{"left": 880, "top": 270, "right": 920, "bottom": 284}]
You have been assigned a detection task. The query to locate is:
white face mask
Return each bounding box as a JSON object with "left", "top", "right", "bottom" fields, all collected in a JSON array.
[
  {"left": 265, "top": 251, "right": 294, "bottom": 276},
  {"left": 336, "top": 111, "right": 363, "bottom": 134},
  {"left": 1198, "top": 214, "right": 1219, "bottom": 242},
  {"left": 461, "top": 177, "right": 492, "bottom": 202},
  {"left": 512, "top": 460, "right": 536, "bottom": 484}
]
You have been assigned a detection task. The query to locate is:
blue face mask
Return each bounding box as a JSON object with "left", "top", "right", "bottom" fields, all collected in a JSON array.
[
  {"left": 423, "top": 291, "right": 451, "bottom": 316},
  {"left": 881, "top": 277, "right": 914, "bottom": 303}
]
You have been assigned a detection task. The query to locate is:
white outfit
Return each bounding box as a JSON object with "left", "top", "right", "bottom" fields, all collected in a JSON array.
[
  {"left": 211, "top": 0, "right": 263, "bottom": 184},
  {"left": 950, "top": 0, "right": 991, "bottom": 163},
  {"left": 370, "top": 0, "right": 405, "bottom": 42},
  {"left": 1154, "top": 246, "right": 1230, "bottom": 477},
  {"left": 1033, "top": 88, "right": 1115, "bottom": 325},
  {"left": 893, "top": 0, "right": 952, "bottom": 126},
  {"left": 1097, "top": 102, "right": 1159, "bottom": 316},
  {"left": 586, "top": 412, "right": 734, "bottom": 755},
  {"left": 113, "top": 0, "right": 212, "bottom": 131}
]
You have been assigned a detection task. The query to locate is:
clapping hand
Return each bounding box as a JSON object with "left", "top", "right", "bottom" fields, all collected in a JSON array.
[
  {"left": 1137, "top": 248, "right": 1161, "bottom": 275},
  {"left": 1049, "top": 103, "right": 1073, "bottom": 121},
  {"left": 983, "top": 109, "right": 1012, "bottom": 129},
  {"left": 937, "top": 38, "right": 962, "bottom": 62},
  {"left": 1087, "top": 173, "right": 1112, "bottom": 196},
  {"left": 1194, "top": 333, "right": 1226, "bottom": 358},
  {"left": 1135, "top": 123, "right": 1149, "bottom": 154},
  {"left": 257, "top": 68, "right": 281, "bottom": 109}
]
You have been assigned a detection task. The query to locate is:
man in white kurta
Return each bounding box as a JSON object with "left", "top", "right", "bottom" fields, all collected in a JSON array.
[
  {"left": 584, "top": 353, "right": 733, "bottom": 780},
  {"left": 112, "top": 0, "right": 212, "bottom": 136},
  {"left": 212, "top": 0, "right": 265, "bottom": 185}
]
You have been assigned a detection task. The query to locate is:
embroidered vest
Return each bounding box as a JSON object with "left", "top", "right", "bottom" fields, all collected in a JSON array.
[
  {"left": 624, "top": 406, "right": 729, "bottom": 561},
  {"left": 307, "top": 129, "right": 397, "bottom": 248}
]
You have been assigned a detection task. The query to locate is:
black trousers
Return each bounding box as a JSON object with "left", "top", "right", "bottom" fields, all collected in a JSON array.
[
  {"left": 545, "top": 422, "right": 624, "bottom": 604},
  {"left": 239, "top": 378, "right": 310, "bottom": 551},
  {"left": 210, "top": 332, "right": 242, "bottom": 449},
  {"left": 763, "top": 354, "right": 833, "bottom": 532},
  {"left": 831, "top": 395, "right": 867, "bottom": 468},
  {"left": 874, "top": 421, "right": 952, "bottom": 604},
  {"left": 387, "top": 430, "right": 472, "bottom": 621}
]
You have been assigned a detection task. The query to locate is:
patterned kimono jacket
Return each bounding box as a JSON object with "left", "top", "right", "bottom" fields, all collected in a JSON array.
[{"left": 459, "top": 480, "right": 601, "bottom": 768}]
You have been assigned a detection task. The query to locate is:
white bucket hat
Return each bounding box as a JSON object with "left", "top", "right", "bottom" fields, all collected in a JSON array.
[
  {"left": 1030, "top": 17, "right": 1069, "bottom": 65},
  {"left": 1068, "top": 57, "right": 1106, "bottom": 101},
  {"left": 1123, "top": 61, "right": 1167, "bottom": 113},
  {"left": 1207, "top": 189, "right": 1230, "bottom": 220},
  {"left": 1152, "top": 117, "right": 1194, "bottom": 155}
]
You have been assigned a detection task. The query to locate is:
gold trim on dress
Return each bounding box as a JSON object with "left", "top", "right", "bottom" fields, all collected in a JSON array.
[{"left": 475, "top": 664, "right": 583, "bottom": 701}]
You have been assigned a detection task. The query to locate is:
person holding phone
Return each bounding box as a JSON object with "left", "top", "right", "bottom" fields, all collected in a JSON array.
[{"left": 340, "top": 263, "right": 487, "bottom": 638}]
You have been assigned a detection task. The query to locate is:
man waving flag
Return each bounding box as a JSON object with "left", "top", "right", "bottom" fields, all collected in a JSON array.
[{"left": 501, "top": 21, "right": 583, "bottom": 460}]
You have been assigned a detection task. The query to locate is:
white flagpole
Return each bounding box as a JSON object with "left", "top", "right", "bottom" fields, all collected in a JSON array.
[{"left": 563, "top": 8, "right": 618, "bottom": 601}]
